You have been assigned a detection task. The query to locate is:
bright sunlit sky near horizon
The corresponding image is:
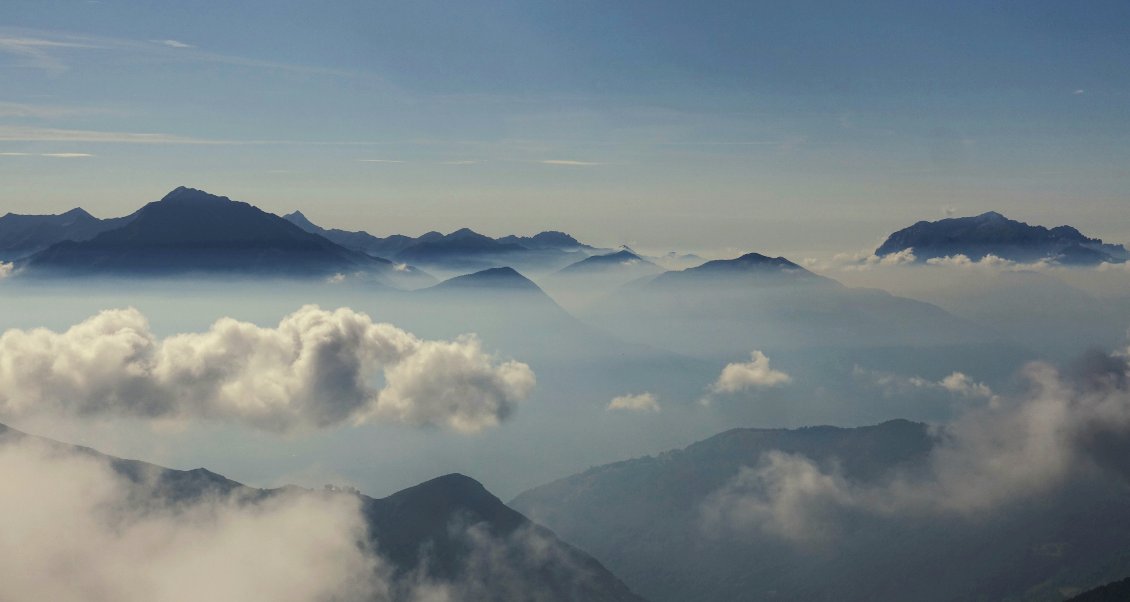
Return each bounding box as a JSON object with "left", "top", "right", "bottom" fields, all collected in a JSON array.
[{"left": 2, "top": 0, "right": 1129, "bottom": 257}]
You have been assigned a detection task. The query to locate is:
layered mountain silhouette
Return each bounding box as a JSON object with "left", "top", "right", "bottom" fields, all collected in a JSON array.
[
  {"left": 0, "top": 207, "right": 133, "bottom": 261},
  {"left": 0, "top": 422, "right": 645, "bottom": 601},
  {"left": 556, "top": 249, "right": 662, "bottom": 277},
  {"left": 18, "top": 187, "right": 434, "bottom": 287},
  {"left": 876, "top": 211, "right": 1128, "bottom": 265},
  {"left": 512, "top": 420, "right": 1130, "bottom": 602},
  {"left": 583, "top": 251, "right": 989, "bottom": 357},
  {"left": 284, "top": 212, "right": 601, "bottom": 274},
  {"left": 543, "top": 249, "right": 667, "bottom": 311}
]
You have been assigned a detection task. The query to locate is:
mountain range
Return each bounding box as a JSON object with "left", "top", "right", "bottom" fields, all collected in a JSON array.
[
  {"left": 10, "top": 188, "right": 435, "bottom": 287},
  {"left": 582, "top": 251, "right": 993, "bottom": 356},
  {"left": 0, "top": 207, "right": 133, "bottom": 261},
  {"left": 0, "top": 422, "right": 645, "bottom": 601},
  {"left": 876, "top": 211, "right": 1129, "bottom": 265},
  {"left": 284, "top": 211, "right": 602, "bottom": 274}
]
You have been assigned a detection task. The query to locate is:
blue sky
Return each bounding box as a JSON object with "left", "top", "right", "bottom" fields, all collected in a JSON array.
[{"left": 2, "top": 0, "right": 1129, "bottom": 255}]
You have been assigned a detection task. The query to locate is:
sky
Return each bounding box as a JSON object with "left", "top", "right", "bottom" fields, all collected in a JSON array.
[{"left": 2, "top": 0, "right": 1130, "bottom": 257}]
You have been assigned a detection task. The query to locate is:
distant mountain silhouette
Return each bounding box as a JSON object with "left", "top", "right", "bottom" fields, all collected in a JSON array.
[
  {"left": 283, "top": 212, "right": 599, "bottom": 273},
  {"left": 23, "top": 187, "right": 434, "bottom": 287},
  {"left": 876, "top": 211, "right": 1128, "bottom": 265},
  {"left": 646, "top": 252, "right": 828, "bottom": 287},
  {"left": 583, "top": 251, "right": 989, "bottom": 357},
  {"left": 0, "top": 423, "right": 645, "bottom": 601},
  {"left": 512, "top": 419, "right": 1130, "bottom": 602},
  {"left": 429, "top": 266, "right": 545, "bottom": 293},
  {"left": 496, "top": 231, "right": 595, "bottom": 252},
  {"left": 283, "top": 210, "right": 423, "bottom": 258},
  {"left": 557, "top": 249, "right": 662, "bottom": 276},
  {"left": 0, "top": 207, "right": 133, "bottom": 260}
]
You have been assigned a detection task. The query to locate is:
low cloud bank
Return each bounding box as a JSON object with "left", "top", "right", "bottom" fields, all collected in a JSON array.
[
  {"left": 925, "top": 253, "right": 1055, "bottom": 271},
  {"left": 703, "top": 350, "right": 1130, "bottom": 542},
  {"left": 0, "top": 437, "right": 384, "bottom": 602},
  {"left": 0, "top": 305, "right": 535, "bottom": 433}
]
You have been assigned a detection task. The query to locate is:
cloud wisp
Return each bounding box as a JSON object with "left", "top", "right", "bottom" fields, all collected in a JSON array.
[
  {"left": 853, "top": 366, "right": 998, "bottom": 403},
  {"left": 607, "top": 392, "right": 660, "bottom": 413},
  {"left": 539, "top": 159, "right": 603, "bottom": 166},
  {"left": 0, "top": 305, "right": 535, "bottom": 433}
]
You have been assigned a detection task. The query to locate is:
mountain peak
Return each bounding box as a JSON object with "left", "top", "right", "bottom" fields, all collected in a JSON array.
[
  {"left": 395, "top": 473, "right": 490, "bottom": 500},
  {"left": 282, "top": 210, "right": 319, "bottom": 232},
  {"left": 60, "top": 207, "right": 94, "bottom": 220},
  {"left": 876, "top": 212, "right": 1127, "bottom": 264},
  {"left": 645, "top": 251, "right": 822, "bottom": 287},
  {"left": 449, "top": 227, "right": 483, "bottom": 237},
  {"left": 157, "top": 186, "right": 231, "bottom": 205},
  {"left": 431, "top": 266, "right": 543, "bottom": 292}
]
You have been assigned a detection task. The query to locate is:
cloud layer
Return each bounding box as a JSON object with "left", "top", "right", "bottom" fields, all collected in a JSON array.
[{"left": 0, "top": 305, "right": 534, "bottom": 433}]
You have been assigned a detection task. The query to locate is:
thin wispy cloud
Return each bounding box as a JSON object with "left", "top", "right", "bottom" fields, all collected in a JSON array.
[
  {"left": 358, "top": 159, "right": 404, "bottom": 163},
  {"left": 0, "top": 101, "right": 112, "bottom": 119},
  {"left": 0, "top": 35, "right": 100, "bottom": 72},
  {"left": 540, "top": 159, "right": 603, "bottom": 166},
  {"left": 0, "top": 27, "right": 400, "bottom": 90},
  {"left": 0, "top": 151, "right": 93, "bottom": 158},
  {"left": 0, "top": 126, "right": 213, "bottom": 144},
  {"left": 0, "top": 126, "right": 409, "bottom": 147},
  {"left": 441, "top": 160, "right": 479, "bottom": 165},
  {"left": 152, "top": 39, "right": 192, "bottom": 49}
]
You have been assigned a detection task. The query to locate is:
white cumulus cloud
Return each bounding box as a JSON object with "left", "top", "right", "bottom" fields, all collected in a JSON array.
[
  {"left": 0, "top": 305, "right": 534, "bottom": 433},
  {"left": 710, "top": 351, "right": 791, "bottom": 394}
]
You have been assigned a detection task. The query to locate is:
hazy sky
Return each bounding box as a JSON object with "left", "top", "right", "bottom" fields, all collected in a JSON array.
[{"left": 2, "top": 0, "right": 1129, "bottom": 256}]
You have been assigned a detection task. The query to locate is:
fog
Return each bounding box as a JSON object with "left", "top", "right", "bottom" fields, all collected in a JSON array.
[{"left": 1, "top": 260, "right": 1128, "bottom": 501}]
